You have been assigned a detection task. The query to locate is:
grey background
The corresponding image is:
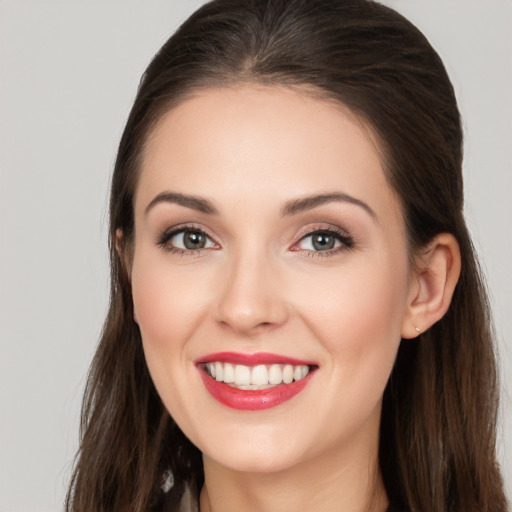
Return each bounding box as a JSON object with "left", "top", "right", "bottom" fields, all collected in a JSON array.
[{"left": 0, "top": 1, "right": 510, "bottom": 510}]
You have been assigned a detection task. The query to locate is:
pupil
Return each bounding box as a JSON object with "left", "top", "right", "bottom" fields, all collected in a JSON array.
[
  {"left": 184, "top": 231, "right": 205, "bottom": 249},
  {"left": 312, "top": 233, "right": 334, "bottom": 251}
]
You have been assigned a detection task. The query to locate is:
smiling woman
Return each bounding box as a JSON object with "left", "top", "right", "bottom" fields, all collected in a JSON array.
[
  {"left": 132, "top": 87, "right": 422, "bottom": 491},
  {"left": 65, "top": 1, "right": 508, "bottom": 512}
]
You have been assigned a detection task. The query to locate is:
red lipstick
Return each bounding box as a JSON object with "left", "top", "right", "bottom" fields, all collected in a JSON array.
[
  {"left": 197, "top": 351, "right": 315, "bottom": 366},
  {"left": 196, "top": 352, "right": 316, "bottom": 411}
]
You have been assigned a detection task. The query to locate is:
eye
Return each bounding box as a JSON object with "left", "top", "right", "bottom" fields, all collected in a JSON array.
[
  {"left": 299, "top": 232, "right": 340, "bottom": 251},
  {"left": 158, "top": 227, "right": 218, "bottom": 253},
  {"left": 293, "top": 228, "right": 354, "bottom": 254},
  {"left": 171, "top": 230, "right": 215, "bottom": 250}
]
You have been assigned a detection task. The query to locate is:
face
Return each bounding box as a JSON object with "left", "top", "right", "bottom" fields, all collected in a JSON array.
[{"left": 130, "top": 86, "right": 415, "bottom": 474}]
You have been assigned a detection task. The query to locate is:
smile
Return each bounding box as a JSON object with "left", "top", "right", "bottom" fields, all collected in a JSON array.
[
  {"left": 204, "top": 362, "right": 310, "bottom": 389},
  {"left": 196, "top": 352, "right": 317, "bottom": 410}
]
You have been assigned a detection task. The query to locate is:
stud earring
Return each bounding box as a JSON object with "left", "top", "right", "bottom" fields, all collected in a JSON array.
[{"left": 414, "top": 325, "right": 421, "bottom": 333}]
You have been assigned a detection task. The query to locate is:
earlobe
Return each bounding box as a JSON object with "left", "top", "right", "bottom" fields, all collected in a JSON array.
[
  {"left": 115, "top": 229, "right": 138, "bottom": 324},
  {"left": 401, "top": 233, "right": 461, "bottom": 339},
  {"left": 115, "top": 228, "right": 133, "bottom": 275},
  {"left": 115, "top": 228, "right": 124, "bottom": 257}
]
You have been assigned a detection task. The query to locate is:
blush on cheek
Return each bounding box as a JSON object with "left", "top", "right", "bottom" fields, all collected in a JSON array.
[
  {"left": 305, "top": 272, "right": 404, "bottom": 365},
  {"left": 132, "top": 272, "right": 174, "bottom": 348},
  {"left": 132, "top": 264, "right": 210, "bottom": 353}
]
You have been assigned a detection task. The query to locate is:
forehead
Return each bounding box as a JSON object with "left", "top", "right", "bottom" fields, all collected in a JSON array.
[{"left": 136, "top": 85, "right": 399, "bottom": 221}]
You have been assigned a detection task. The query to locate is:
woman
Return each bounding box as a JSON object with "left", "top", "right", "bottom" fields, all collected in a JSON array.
[{"left": 66, "top": 0, "right": 508, "bottom": 511}]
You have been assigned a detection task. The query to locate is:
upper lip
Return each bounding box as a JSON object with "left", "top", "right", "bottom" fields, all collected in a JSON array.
[{"left": 195, "top": 351, "right": 316, "bottom": 366}]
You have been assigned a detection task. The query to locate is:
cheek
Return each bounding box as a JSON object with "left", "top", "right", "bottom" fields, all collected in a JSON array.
[
  {"left": 292, "top": 256, "right": 410, "bottom": 440},
  {"left": 130, "top": 252, "right": 215, "bottom": 394},
  {"left": 132, "top": 256, "right": 206, "bottom": 347},
  {"left": 130, "top": 250, "right": 214, "bottom": 426},
  {"left": 294, "top": 253, "right": 409, "bottom": 374}
]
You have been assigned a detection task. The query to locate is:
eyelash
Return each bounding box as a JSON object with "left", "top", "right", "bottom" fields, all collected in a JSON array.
[
  {"left": 157, "top": 224, "right": 218, "bottom": 256},
  {"left": 292, "top": 227, "right": 355, "bottom": 258},
  {"left": 156, "top": 225, "right": 354, "bottom": 257}
]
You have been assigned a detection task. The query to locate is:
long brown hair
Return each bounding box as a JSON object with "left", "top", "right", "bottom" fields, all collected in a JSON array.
[{"left": 66, "top": 1, "right": 508, "bottom": 511}]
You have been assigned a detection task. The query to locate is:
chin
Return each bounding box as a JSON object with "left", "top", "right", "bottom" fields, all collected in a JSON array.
[
  {"left": 195, "top": 424, "right": 305, "bottom": 474},
  {"left": 204, "top": 446, "right": 298, "bottom": 474}
]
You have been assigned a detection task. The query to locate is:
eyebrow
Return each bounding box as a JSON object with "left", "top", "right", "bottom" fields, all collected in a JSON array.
[
  {"left": 145, "top": 192, "right": 219, "bottom": 215},
  {"left": 145, "top": 190, "right": 375, "bottom": 219},
  {"left": 281, "top": 192, "right": 376, "bottom": 219}
]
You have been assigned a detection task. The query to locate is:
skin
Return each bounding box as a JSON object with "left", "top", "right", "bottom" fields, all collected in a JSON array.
[{"left": 128, "top": 85, "right": 460, "bottom": 512}]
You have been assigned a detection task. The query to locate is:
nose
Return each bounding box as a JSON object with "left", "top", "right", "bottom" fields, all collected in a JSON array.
[{"left": 214, "top": 251, "right": 289, "bottom": 336}]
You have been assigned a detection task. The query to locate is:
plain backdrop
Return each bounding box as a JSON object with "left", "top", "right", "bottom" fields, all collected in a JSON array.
[{"left": 0, "top": 1, "right": 510, "bottom": 510}]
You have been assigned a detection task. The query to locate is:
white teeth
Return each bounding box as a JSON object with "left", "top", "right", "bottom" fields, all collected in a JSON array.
[
  {"left": 205, "top": 362, "right": 311, "bottom": 388},
  {"left": 215, "top": 362, "right": 223, "bottom": 381},
  {"left": 268, "top": 364, "right": 283, "bottom": 385},
  {"left": 234, "top": 364, "right": 251, "bottom": 385},
  {"left": 283, "top": 364, "right": 293, "bottom": 384},
  {"left": 223, "top": 363, "right": 235, "bottom": 383},
  {"left": 251, "top": 365, "right": 268, "bottom": 386}
]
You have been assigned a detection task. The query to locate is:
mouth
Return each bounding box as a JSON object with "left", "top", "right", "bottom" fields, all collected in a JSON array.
[
  {"left": 203, "top": 361, "right": 311, "bottom": 389},
  {"left": 196, "top": 352, "right": 317, "bottom": 410}
]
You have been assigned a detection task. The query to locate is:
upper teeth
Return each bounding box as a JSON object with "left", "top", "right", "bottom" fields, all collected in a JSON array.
[{"left": 205, "top": 362, "right": 310, "bottom": 389}]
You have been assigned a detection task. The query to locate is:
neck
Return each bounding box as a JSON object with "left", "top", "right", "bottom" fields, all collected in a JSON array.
[{"left": 199, "top": 426, "right": 388, "bottom": 512}]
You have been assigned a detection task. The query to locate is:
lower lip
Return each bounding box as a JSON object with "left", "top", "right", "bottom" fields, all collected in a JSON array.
[{"left": 199, "top": 370, "right": 312, "bottom": 411}]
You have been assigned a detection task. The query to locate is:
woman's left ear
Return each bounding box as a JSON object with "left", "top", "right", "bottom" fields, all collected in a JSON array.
[{"left": 401, "top": 233, "right": 461, "bottom": 339}]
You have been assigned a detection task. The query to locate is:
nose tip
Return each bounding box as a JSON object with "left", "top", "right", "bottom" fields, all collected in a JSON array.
[
  {"left": 216, "top": 306, "right": 283, "bottom": 335},
  {"left": 214, "top": 259, "right": 289, "bottom": 335}
]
